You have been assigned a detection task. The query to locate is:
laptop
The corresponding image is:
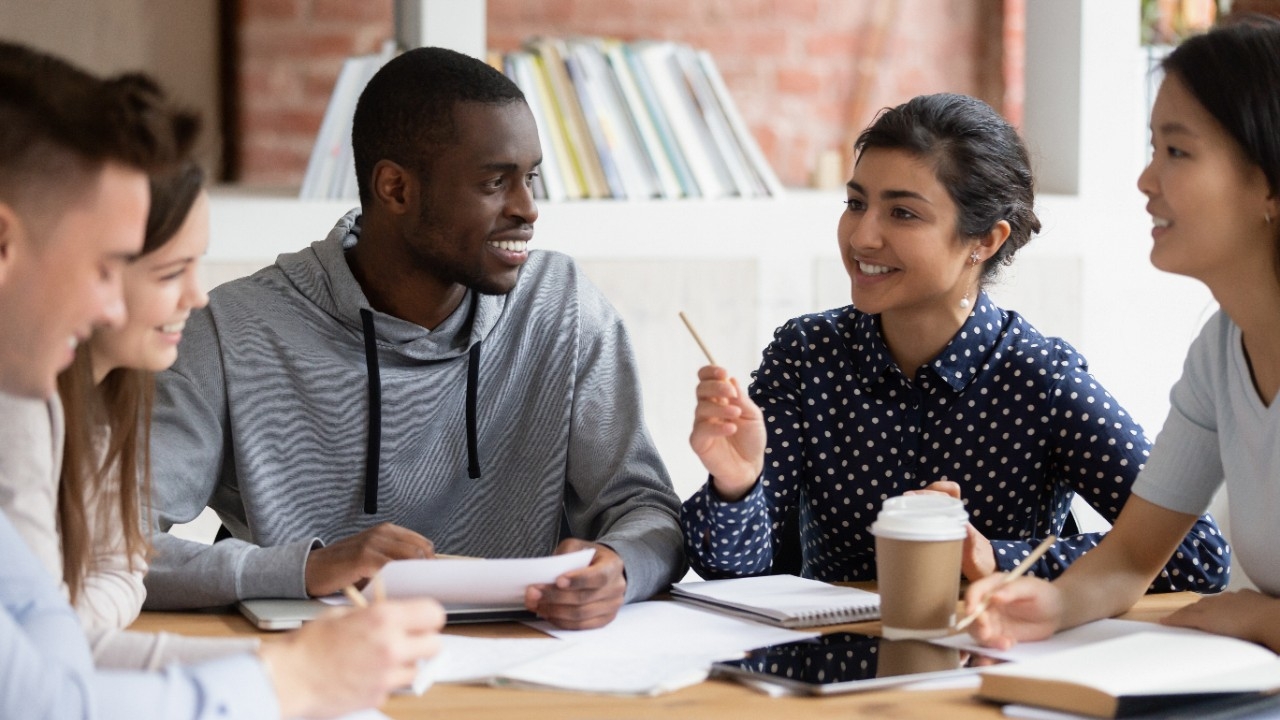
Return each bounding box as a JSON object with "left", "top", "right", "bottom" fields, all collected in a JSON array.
[{"left": 236, "top": 598, "right": 535, "bottom": 631}]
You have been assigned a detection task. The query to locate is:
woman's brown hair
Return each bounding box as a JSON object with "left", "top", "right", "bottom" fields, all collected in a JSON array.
[{"left": 56, "top": 160, "right": 205, "bottom": 603}]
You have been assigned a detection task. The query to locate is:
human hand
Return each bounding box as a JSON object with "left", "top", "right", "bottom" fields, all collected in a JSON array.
[
  {"left": 689, "top": 365, "right": 765, "bottom": 501},
  {"left": 1161, "top": 590, "right": 1280, "bottom": 650},
  {"left": 905, "top": 481, "right": 995, "bottom": 581},
  {"left": 525, "top": 538, "right": 626, "bottom": 630},
  {"left": 963, "top": 574, "right": 1063, "bottom": 650},
  {"left": 305, "top": 523, "right": 435, "bottom": 598},
  {"left": 260, "top": 598, "right": 444, "bottom": 719},
  {"left": 906, "top": 480, "right": 962, "bottom": 501},
  {"left": 959, "top": 524, "right": 997, "bottom": 581}
]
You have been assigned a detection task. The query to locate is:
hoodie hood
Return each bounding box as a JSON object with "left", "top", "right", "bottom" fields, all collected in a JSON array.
[
  {"left": 277, "top": 209, "right": 497, "bottom": 504},
  {"left": 275, "top": 208, "right": 507, "bottom": 362}
]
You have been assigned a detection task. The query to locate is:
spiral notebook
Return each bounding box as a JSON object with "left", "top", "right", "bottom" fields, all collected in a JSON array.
[{"left": 670, "top": 575, "right": 880, "bottom": 628}]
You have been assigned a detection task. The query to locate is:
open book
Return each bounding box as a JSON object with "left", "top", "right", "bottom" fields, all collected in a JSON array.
[
  {"left": 977, "top": 631, "right": 1280, "bottom": 718},
  {"left": 670, "top": 574, "right": 880, "bottom": 628}
]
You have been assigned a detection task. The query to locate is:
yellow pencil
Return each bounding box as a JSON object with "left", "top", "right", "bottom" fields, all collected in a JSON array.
[
  {"left": 678, "top": 311, "right": 717, "bottom": 366},
  {"left": 342, "top": 585, "right": 368, "bottom": 608}
]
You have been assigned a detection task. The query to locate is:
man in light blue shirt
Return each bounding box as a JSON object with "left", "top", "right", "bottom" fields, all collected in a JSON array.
[{"left": 0, "top": 41, "right": 443, "bottom": 720}]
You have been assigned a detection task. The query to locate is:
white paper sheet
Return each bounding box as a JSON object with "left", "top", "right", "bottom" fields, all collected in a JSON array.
[
  {"left": 421, "top": 635, "right": 564, "bottom": 684},
  {"left": 525, "top": 599, "right": 817, "bottom": 660},
  {"left": 492, "top": 645, "right": 713, "bottom": 696},
  {"left": 311, "top": 550, "right": 595, "bottom": 606},
  {"left": 371, "top": 549, "right": 594, "bottom": 603},
  {"left": 412, "top": 601, "right": 818, "bottom": 696},
  {"left": 930, "top": 617, "right": 1206, "bottom": 662}
]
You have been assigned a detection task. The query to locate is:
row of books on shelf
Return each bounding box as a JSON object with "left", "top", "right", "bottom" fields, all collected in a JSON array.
[{"left": 300, "top": 37, "right": 783, "bottom": 201}]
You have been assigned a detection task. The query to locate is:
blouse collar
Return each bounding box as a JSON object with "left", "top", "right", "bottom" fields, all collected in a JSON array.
[{"left": 852, "top": 291, "right": 1004, "bottom": 392}]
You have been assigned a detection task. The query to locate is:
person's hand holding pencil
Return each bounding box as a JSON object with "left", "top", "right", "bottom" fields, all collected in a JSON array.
[
  {"left": 953, "top": 535, "right": 1056, "bottom": 632},
  {"left": 959, "top": 535, "right": 1068, "bottom": 650},
  {"left": 343, "top": 573, "right": 386, "bottom": 608},
  {"left": 681, "top": 312, "right": 766, "bottom": 501},
  {"left": 257, "top": 571, "right": 444, "bottom": 719}
]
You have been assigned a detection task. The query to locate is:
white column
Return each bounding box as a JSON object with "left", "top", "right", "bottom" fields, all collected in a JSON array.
[{"left": 394, "top": 0, "right": 487, "bottom": 58}]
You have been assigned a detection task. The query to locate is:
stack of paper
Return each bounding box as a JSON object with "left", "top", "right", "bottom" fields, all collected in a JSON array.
[{"left": 420, "top": 601, "right": 815, "bottom": 696}]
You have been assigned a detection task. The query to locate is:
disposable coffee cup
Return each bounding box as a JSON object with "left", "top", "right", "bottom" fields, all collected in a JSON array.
[{"left": 870, "top": 494, "right": 967, "bottom": 640}]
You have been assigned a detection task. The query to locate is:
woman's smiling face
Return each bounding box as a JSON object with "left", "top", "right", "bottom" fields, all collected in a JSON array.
[
  {"left": 839, "top": 148, "right": 975, "bottom": 317},
  {"left": 90, "top": 190, "right": 210, "bottom": 377},
  {"left": 1139, "top": 73, "right": 1276, "bottom": 286}
]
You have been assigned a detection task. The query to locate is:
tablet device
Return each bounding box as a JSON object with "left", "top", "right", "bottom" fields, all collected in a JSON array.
[
  {"left": 710, "top": 631, "right": 1006, "bottom": 696},
  {"left": 237, "top": 598, "right": 537, "bottom": 630}
]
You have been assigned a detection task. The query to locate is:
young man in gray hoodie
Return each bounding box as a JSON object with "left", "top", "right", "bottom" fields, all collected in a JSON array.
[{"left": 144, "top": 47, "right": 685, "bottom": 629}]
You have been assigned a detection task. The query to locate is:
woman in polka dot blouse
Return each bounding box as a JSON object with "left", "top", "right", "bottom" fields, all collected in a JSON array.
[
  {"left": 681, "top": 92, "right": 1228, "bottom": 593},
  {"left": 968, "top": 20, "right": 1280, "bottom": 653}
]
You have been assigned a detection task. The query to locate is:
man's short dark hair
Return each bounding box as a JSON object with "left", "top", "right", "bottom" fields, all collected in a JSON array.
[
  {"left": 351, "top": 46, "right": 525, "bottom": 204},
  {"left": 0, "top": 41, "right": 200, "bottom": 223}
]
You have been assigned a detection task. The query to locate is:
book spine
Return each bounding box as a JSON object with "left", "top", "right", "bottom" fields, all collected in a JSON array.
[
  {"left": 623, "top": 44, "right": 700, "bottom": 198},
  {"left": 505, "top": 51, "right": 567, "bottom": 202},
  {"left": 529, "top": 53, "right": 588, "bottom": 199},
  {"left": 674, "top": 45, "right": 758, "bottom": 198},
  {"left": 300, "top": 57, "right": 363, "bottom": 199},
  {"left": 695, "top": 50, "right": 786, "bottom": 198},
  {"left": 583, "top": 39, "right": 661, "bottom": 200},
  {"left": 637, "top": 42, "right": 729, "bottom": 199},
  {"left": 563, "top": 46, "right": 627, "bottom": 199},
  {"left": 530, "top": 38, "right": 611, "bottom": 199},
  {"left": 603, "top": 40, "right": 676, "bottom": 199}
]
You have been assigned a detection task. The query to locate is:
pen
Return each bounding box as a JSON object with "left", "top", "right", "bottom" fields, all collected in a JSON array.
[{"left": 952, "top": 534, "right": 1057, "bottom": 632}]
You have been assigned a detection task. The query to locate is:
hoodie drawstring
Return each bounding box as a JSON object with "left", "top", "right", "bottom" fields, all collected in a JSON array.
[
  {"left": 466, "top": 342, "right": 482, "bottom": 479},
  {"left": 360, "top": 308, "right": 483, "bottom": 515},
  {"left": 360, "top": 309, "right": 382, "bottom": 514}
]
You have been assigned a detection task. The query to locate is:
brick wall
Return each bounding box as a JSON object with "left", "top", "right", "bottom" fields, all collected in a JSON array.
[{"left": 234, "top": 0, "right": 1018, "bottom": 189}]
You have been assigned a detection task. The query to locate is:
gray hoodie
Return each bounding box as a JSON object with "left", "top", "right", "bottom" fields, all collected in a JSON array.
[{"left": 143, "top": 210, "right": 685, "bottom": 608}]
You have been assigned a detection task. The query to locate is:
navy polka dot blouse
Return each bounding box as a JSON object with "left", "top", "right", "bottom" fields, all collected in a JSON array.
[{"left": 681, "top": 295, "right": 1229, "bottom": 593}]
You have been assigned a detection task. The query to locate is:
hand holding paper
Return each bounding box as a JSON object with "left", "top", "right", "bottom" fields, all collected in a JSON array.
[
  {"left": 364, "top": 547, "right": 594, "bottom": 605},
  {"left": 526, "top": 538, "right": 625, "bottom": 630},
  {"left": 305, "top": 522, "right": 436, "bottom": 597}
]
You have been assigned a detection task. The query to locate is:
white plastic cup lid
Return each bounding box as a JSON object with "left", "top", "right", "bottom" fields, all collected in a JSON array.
[
  {"left": 880, "top": 494, "right": 968, "bottom": 521},
  {"left": 870, "top": 494, "right": 968, "bottom": 541}
]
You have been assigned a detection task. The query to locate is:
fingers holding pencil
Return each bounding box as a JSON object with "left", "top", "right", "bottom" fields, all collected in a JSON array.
[
  {"left": 953, "top": 535, "right": 1056, "bottom": 632},
  {"left": 342, "top": 573, "right": 386, "bottom": 608},
  {"left": 959, "top": 536, "right": 1066, "bottom": 649},
  {"left": 680, "top": 312, "right": 766, "bottom": 500}
]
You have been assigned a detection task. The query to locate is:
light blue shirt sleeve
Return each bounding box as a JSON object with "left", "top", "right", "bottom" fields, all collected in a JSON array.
[
  {"left": 1, "top": 512, "right": 279, "bottom": 720},
  {"left": 95, "top": 656, "right": 278, "bottom": 720},
  {"left": 1, "top": 511, "right": 95, "bottom": 718}
]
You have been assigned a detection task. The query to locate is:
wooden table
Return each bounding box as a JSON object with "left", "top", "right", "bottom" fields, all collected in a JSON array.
[{"left": 130, "top": 592, "right": 1200, "bottom": 720}]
